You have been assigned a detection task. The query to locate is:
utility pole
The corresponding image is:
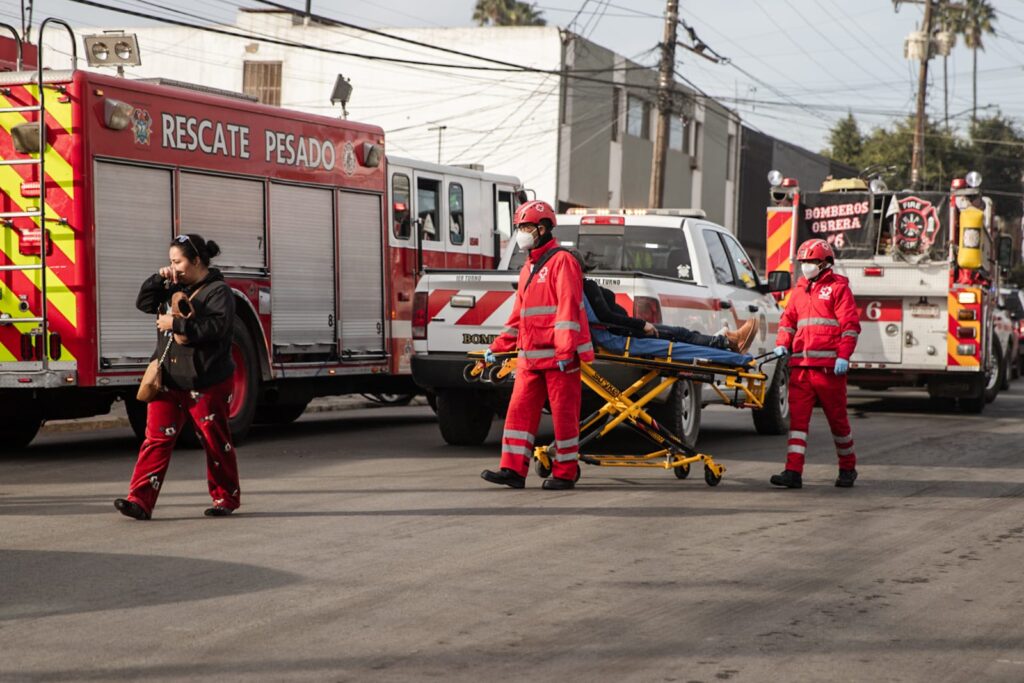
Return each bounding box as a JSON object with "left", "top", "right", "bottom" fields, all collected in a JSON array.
[
  {"left": 910, "top": 0, "right": 935, "bottom": 190},
  {"left": 428, "top": 125, "right": 447, "bottom": 164},
  {"left": 648, "top": 0, "right": 679, "bottom": 208}
]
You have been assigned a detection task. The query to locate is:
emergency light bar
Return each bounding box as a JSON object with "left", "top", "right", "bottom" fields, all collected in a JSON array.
[{"left": 565, "top": 208, "right": 707, "bottom": 218}]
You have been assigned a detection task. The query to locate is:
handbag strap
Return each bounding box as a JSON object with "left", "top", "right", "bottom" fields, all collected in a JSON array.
[{"left": 156, "top": 332, "right": 174, "bottom": 365}]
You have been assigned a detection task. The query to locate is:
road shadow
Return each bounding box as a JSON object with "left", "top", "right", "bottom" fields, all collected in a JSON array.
[{"left": 0, "top": 549, "right": 299, "bottom": 621}]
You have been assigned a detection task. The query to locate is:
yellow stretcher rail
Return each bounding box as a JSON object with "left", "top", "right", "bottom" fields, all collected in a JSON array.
[{"left": 464, "top": 348, "right": 779, "bottom": 487}]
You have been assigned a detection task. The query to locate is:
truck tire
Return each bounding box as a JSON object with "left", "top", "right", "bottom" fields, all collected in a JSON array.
[
  {"left": 226, "top": 317, "right": 260, "bottom": 440},
  {"left": 984, "top": 337, "right": 1003, "bottom": 404},
  {"left": 0, "top": 403, "right": 42, "bottom": 451},
  {"left": 436, "top": 389, "right": 494, "bottom": 445},
  {"left": 650, "top": 379, "right": 701, "bottom": 450},
  {"left": 752, "top": 363, "right": 789, "bottom": 435},
  {"left": 958, "top": 375, "right": 987, "bottom": 414},
  {"left": 125, "top": 397, "right": 148, "bottom": 442},
  {"left": 1001, "top": 344, "right": 1013, "bottom": 389}
]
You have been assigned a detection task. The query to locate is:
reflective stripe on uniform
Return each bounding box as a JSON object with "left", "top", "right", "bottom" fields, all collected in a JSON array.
[
  {"left": 780, "top": 326, "right": 796, "bottom": 334},
  {"left": 833, "top": 433, "right": 853, "bottom": 446},
  {"left": 501, "top": 443, "right": 531, "bottom": 455},
  {"left": 554, "top": 450, "right": 578, "bottom": 462},
  {"left": 555, "top": 321, "right": 580, "bottom": 331},
  {"left": 501, "top": 326, "right": 519, "bottom": 337},
  {"left": 787, "top": 444, "right": 806, "bottom": 454},
  {"left": 841, "top": 331, "right": 859, "bottom": 338},
  {"left": 797, "top": 317, "right": 839, "bottom": 328},
  {"left": 803, "top": 349, "right": 838, "bottom": 358},
  {"left": 521, "top": 348, "right": 557, "bottom": 359},
  {"left": 556, "top": 436, "right": 579, "bottom": 449},
  {"left": 503, "top": 429, "right": 535, "bottom": 443},
  {"left": 523, "top": 306, "right": 557, "bottom": 316},
  {"left": 836, "top": 446, "right": 856, "bottom": 456},
  {"left": 577, "top": 342, "right": 593, "bottom": 354},
  {"left": 789, "top": 430, "right": 808, "bottom": 441}
]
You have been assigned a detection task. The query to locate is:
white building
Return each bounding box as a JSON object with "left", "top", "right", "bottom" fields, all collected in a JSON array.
[{"left": 79, "top": 9, "right": 741, "bottom": 228}]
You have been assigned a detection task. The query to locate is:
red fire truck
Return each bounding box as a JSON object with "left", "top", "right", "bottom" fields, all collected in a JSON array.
[{"left": 0, "top": 24, "right": 522, "bottom": 449}]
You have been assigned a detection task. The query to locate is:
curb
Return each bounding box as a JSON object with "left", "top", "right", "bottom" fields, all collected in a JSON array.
[{"left": 40, "top": 396, "right": 430, "bottom": 434}]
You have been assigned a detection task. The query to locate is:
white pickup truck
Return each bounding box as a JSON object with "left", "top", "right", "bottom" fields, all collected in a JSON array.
[{"left": 411, "top": 209, "right": 791, "bottom": 446}]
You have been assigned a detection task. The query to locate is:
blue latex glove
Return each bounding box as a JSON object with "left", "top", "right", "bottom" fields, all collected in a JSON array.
[
  {"left": 773, "top": 345, "right": 789, "bottom": 358},
  {"left": 483, "top": 350, "right": 497, "bottom": 364},
  {"left": 834, "top": 358, "right": 849, "bottom": 375},
  {"left": 557, "top": 359, "right": 570, "bottom": 372}
]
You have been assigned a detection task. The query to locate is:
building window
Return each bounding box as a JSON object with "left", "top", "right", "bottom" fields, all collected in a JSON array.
[
  {"left": 669, "top": 114, "right": 684, "bottom": 151},
  {"left": 612, "top": 87, "right": 622, "bottom": 142},
  {"left": 449, "top": 183, "right": 465, "bottom": 245},
  {"left": 243, "top": 61, "right": 282, "bottom": 106},
  {"left": 392, "top": 174, "right": 411, "bottom": 239},
  {"left": 726, "top": 133, "right": 736, "bottom": 181},
  {"left": 690, "top": 120, "right": 703, "bottom": 169},
  {"left": 626, "top": 95, "right": 650, "bottom": 139}
]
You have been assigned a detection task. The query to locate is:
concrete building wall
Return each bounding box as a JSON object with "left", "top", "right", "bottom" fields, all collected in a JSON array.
[{"left": 700, "top": 103, "right": 731, "bottom": 226}]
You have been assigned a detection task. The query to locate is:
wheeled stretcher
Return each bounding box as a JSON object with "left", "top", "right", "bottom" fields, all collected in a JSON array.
[{"left": 464, "top": 342, "right": 779, "bottom": 486}]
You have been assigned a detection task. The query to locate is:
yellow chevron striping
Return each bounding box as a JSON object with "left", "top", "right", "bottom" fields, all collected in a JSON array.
[
  {"left": 0, "top": 233, "right": 77, "bottom": 327},
  {"left": 766, "top": 217, "right": 792, "bottom": 258},
  {"left": 0, "top": 94, "right": 75, "bottom": 201},
  {"left": 21, "top": 85, "right": 73, "bottom": 134},
  {"left": 0, "top": 164, "right": 75, "bottom": 263}
]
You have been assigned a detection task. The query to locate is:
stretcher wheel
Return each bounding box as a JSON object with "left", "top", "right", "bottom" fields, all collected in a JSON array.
[
  {"left": 704, "top": 464, "right": 722, "bottom": 487},
  {"left": 535, "top": 459, "right": 552, "bottom": 479},
  {"left": 673, "top": 463, "right": 690, "bottom": 479}
]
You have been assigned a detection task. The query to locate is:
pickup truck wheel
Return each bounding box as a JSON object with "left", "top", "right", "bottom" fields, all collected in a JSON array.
[
  {"left": 436, "top": 390, "right": 494, "bottom": 445},
  {"left": 752, "top": 363, "right": 789, "bottom": 435},
  {"left": 651, "top": 379, "right": 701, "bottom": 450},
  {"left": 984, "top": 338, "right": 1003, "bottom": 404},
  {"left": 1001, "top": 344, "right": 1013, "bottom": 389}
]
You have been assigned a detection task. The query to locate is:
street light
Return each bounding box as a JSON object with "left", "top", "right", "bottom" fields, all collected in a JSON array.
[{"left": 330, "top": 74, "right": 352, "bottom": 119}]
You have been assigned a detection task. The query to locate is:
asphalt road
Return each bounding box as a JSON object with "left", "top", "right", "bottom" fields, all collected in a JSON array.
[{"left": 2, "top": 385, "right": 1023, "bottom": 682}]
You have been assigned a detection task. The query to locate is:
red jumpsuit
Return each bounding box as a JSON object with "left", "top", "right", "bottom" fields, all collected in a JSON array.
[
  {"left": 775, "top": 269, "right": 860, "bottom": 474},
  {"left": 490, "top": 241, "right": 594, "bottom": 481}
]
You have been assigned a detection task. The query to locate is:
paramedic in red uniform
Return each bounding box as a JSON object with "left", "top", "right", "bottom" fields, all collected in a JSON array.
[
  {"left": 771, "top": 238, "right": 860, "bottom": 489},
  {"left": 481, "top": 200, "right": 594, "bottom": 490},
  {"left": 114, "top": 234, "right": 241, "bottom": 519}
]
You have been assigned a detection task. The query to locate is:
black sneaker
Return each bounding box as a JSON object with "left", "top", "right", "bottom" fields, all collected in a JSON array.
[
  {"left": 835, "top": 468, "right": 858, "bottom": 488},
  {"left": 114, "top": 498, "right": 150, "bottom": 520},
  {"left": 204, "top": 506, "right": 234, "bottom": 517},
  {"left": 541, "top": 477, "right": 575, "bottom": 490},
  {"left": 481, "top": 468, "right": 526, "bottom": 489},
  {"left": 769, "top": 469, "right": 803, "bottom": 489}
]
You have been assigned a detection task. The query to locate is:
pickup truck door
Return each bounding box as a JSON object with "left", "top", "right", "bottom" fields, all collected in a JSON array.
[{"left": 699, "top": 227, "right": 771, "bottom": 354}]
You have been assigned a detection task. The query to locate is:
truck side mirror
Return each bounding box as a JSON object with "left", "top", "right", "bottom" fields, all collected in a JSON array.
[
  {"left": 767, "top": 270, "right": 791, "bottom": 293},
  {"left": 998, "top": 234, "right": 1013, "bottom": 269}
]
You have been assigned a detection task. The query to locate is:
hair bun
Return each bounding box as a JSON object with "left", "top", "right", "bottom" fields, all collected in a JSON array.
[{"left": 205, "top": 239, "right": 221, "bottom": 259}]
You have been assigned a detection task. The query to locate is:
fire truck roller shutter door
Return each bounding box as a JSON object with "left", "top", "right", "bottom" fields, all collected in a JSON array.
[
  {"left": 94, "top": 161, "right": 174, "bottom": 366},
  {"left": 269, "top": 184, "right": 336, "bottom": 352},
  {"left": 179, "top": 172, "right": 266, "bottom": 274},
  {"left": 337, "top": 191, "right": 386, "bottom": 358}
]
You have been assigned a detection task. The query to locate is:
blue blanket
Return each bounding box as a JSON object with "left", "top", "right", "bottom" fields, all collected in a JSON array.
[{"left": 584, "top": 298, "right": 753, "bottom": 366}]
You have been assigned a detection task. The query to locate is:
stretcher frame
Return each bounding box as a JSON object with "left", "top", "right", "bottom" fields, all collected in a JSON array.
[{"left": 465, "top": 349, "right": 779, "bottom": 486}]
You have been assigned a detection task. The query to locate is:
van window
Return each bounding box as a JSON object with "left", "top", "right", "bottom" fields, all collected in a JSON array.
[
  {"left": 417, "top": 178, "right": 441, "bottom": 242},
  {"left": 702, "top": 229, "right": 735, "bottom": 285},
  {"left": 449, "top": 183, "right": 465, "bottom": 245},
  {"left": 392, "top": 173, "right": 411, "bottom": 239}
]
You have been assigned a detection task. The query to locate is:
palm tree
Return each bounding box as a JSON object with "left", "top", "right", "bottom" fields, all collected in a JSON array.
[
  {"left": 473, "top": 0, "right": 546, "bottom": 27},
  {"left": 949, "top": 0, "right": 997, "bottom": 123}
]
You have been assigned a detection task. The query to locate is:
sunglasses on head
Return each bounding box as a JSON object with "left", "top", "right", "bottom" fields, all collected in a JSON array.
[{"left": 175, "top": 234, "right": 196, "bottom": 251}]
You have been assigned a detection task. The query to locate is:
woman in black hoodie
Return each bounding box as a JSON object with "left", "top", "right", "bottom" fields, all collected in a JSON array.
[{"left": 115, "top": 233, "right": 241, "bottom": 520}]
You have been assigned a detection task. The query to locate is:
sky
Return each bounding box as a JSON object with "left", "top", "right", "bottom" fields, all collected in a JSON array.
[{"left": 9, "top": 0, "right": 1024, "bottom": 154}]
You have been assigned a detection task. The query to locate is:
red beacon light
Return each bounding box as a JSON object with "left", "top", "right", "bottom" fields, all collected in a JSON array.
[{"left": 950, "top": 178, "right": 967, "bottom": 190}]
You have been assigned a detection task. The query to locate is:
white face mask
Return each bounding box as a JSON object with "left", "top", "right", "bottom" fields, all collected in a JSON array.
[
  {"left": 801, "top": 263, "right": 821, "bottom": 280},
  {"left": 515, "top": 230, "right": 536, "bottom": 251}
]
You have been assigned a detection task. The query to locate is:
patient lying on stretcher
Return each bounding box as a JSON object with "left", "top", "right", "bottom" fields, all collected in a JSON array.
[{"left": 583, "top": 296, "right": 756, "bottom": 367}]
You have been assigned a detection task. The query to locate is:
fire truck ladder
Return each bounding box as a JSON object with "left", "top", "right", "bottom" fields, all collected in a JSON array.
[{"left": 0, "top": 19, "right": 76, "bottom": 370}]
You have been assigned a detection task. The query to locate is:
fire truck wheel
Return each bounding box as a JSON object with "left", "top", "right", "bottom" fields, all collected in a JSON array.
[
  {"left": 1001, "top": 345, "right": 1012, "bottom": 390},
  {"left": 125, "top": 397, "right": 148, "bottom": 443},
  {"left": 254, "top": 400, "right": 309, "bottom": 425},
  {"left": 984, "top": 338, "right": 1003, "bottom": 404},
  {"left": 650, "top": 379, "right": 701, "bottom": 451},
  {"left": 752, "top": 363, "right": 790, "bottom": 435},
  {"left": 436, "top": 389, "right": 493, "bottom": 445},
  {"left": 0, "top": 404, "right": 41, "bottom": 451},
  {"left": 227, "top": 319, "right": 260, "bottom": 440}
]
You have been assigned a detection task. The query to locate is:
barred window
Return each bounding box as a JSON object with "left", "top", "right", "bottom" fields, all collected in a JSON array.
[{"left": 243, "top": 61, "right": 282, "bottom": 106}]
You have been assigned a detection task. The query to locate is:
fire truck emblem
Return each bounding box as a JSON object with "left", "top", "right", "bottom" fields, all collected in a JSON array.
[
  {"left": 887, "top": 195, "right": 939, "bottom": 257},
  {"left": 342, "top": 141, "right": 357, "bottom": 176},
  {"left": 131, "top": 108, "right": 153, "bottom": 145}
]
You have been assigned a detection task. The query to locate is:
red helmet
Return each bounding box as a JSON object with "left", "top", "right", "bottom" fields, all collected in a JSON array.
[
  {"left": 796, "top": 238, "right": 835, "bottom": 263},
  {"left": 514, "top": 200, "right": 557, "bottom": 229}
]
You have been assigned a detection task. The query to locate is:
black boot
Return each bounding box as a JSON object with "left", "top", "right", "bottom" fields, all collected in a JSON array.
[
  {"left": 769, "top": 469, "right": 802, "bottom": 489},
  {"left": 114, "top": 498, "right": 150, "bottom": 520},
  {"left": 541, "top": 477, "right": 575, "bottom": 490},
  {"left": 204, "top": 506, "right": 234, "bottom": 517},
  {"left": 835, "top": 468, "right": 858, "bottom": 488},
  {"left": 481, "top": 468, "right": 526, "bottom": 489}
]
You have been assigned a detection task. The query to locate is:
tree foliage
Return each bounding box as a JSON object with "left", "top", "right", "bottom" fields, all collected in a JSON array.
[{"left": 473, "top": 0, "right": 546, "bottom": 26}]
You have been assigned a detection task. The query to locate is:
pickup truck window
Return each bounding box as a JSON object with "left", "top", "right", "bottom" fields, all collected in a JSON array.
[
  {"left": 578, "top": 226, "right": 692, "bottom": 280},
  {"left": 417, "top": 178, "right": 441, "bottom": 242},
  {"left": 721, "top": 233, "right": 761, "bottom": 289},
  {"left": 702, "top": 229, "right": 735, "bottom": 285}
]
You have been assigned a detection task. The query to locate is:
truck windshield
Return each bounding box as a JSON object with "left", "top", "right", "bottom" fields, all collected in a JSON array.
[{"left": 578, "top": 226, "right": 693, "bottom": 280}]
